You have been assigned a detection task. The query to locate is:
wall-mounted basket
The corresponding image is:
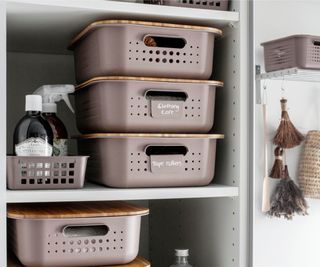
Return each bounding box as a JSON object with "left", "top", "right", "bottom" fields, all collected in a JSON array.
[
  {"left": 7, "top": 156, "right": 88, "bottom": 190},
  {"left": 69, "top": 20, "right": 222, "bottom": 83},
  {"left": 77, "top": 133, "right": 224, "bottom": 188},
  {"left": 262, "top": 35, "right": 320, "bottom": 72},
  {"left": 75, "top": 76, "right": 223, "bottom": 134},
  {"left": 7, "top": 202, "right": 149, "bottom": 267}
]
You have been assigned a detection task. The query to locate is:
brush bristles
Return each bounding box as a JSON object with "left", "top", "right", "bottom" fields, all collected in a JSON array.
[
  {"left": 269, "top": 159, "right": 283, "bottom": 178},
  {"left": 273, "top": 111, "right": 304, "bottom": 148},
  {"left": 268, "top": 166, "right": 308, "bottom": 220},
  {"left": 269, "top": 147, "right": 283, "bottom": 178}
]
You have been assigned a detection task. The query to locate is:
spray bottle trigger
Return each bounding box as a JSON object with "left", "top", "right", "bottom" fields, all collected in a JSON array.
[{"left": 62, "top": 95, "right": 75, "bottom": 113}]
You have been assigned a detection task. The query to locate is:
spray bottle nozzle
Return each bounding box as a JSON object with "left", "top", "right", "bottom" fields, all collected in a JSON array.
[{"left": 33, "top": 84, "right": 75, "bottom": 113}]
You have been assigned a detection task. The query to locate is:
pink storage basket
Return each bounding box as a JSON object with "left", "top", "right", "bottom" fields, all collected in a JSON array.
[
  {"left": 7, "top": 156, "right": 88, "bottom": 190},
  {"left": 262, "top": 35, "right": 320, "bottom": 72},
  {"left": 162, "top": 0, "right": 229, "bottom": 11},
  {"left": 77, "top": 133, "right": 224, "bottom": 188},
  {"left": 8, "top": 202, "right": 149, "bottom": 267},
  {"left": 75, "top": 77, "right": 222, "bottom": 134},
  {"left": 69, "top": 20, "right": 222, "bottom": 83}
]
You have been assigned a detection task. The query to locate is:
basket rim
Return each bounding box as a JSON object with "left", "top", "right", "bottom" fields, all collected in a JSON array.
[
  {"left": 261, "top": 34, "right": 320, "bottom": 47},
  {"left": 75, "top": 76, "right": 224, "bottom": 91},
  {"left": 76, "top": 133, "right": 224, "bottom": 139},
  {"left": 69, "top": 20, "right": 222, "bottom": 49}
]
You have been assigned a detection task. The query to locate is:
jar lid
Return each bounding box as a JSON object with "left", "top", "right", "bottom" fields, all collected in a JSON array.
[{"left": 175, "top": 249, "right": 189, "bottom": 257}]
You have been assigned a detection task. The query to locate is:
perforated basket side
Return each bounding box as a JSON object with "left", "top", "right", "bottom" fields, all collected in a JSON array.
[
  {"left": 7, "top": 156, "right": 88, "bottom": 190},
  {"left": 10, "top": 215, "right": 143, "bottom": 267},
  {"left": 73, "top": 23, "right": 218, "bottom": 82},
  {"left": 263, "top": 35, "right": 320, "bottom": 72},
  {"left": 75, "top": 79, "right": 217, "bottom": 133},
  {"left": 163, "top": 0, "right": 228, "bottom": 11},
  {"left": 78, "top": 136, "right": 218, "bottom": 188}
]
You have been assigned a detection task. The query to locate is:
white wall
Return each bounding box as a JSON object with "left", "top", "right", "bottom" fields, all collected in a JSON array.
[{"left": 253, "top": 1, "right": 320, "bottom": 267}]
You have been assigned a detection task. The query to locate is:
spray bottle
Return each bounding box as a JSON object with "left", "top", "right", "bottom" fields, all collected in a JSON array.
[{"left": 34, "top": 85, "right": 75, "bottom": 156}]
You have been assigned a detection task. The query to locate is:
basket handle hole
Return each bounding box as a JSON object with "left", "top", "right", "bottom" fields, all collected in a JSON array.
[
  {"left": 145, "top": 145, "right": 188, "bottom": 156},
  {"left": 314, "top": 40, "right": 320, "bottom": 46},
  {"left": 144, "top": 35, "right": 186, "bottom": 49},
  {"left": 145, "top": 90, "right": 188, "bottom": 101},
  {"left": 63, "top": 225, "right": 109, "bottom": 238}
]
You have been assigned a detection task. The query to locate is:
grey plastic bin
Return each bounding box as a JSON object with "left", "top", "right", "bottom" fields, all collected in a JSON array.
[
  {"left": 77, "top": 133, "right": 224, "bottom": 188},
  {"left": 8, "top": 202, "right": 149, "bottom": 267},
  {"left": 69, "top": 20, "right": 222, "bottom": 83},
  {"left": 262, "top": 35, "right": 320, "bottom": 72},
  {"left": 7, "top": 156, "right": 88, "bottom": 190},
  {"left": 75, "top": 77, "right": 223, "bottom": 134}
]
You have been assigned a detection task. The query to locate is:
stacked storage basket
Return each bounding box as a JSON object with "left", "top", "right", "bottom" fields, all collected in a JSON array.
[
  {"left": 8, "top": 202, "right": 149, "bottom": 267},
  {"left": 70, "top": 20, "right": 224, "bottom": 188}
]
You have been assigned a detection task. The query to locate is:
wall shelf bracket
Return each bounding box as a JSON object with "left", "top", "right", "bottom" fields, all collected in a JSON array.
[{"left": 255, "top": 65, "right": 320, "bottom": 104}]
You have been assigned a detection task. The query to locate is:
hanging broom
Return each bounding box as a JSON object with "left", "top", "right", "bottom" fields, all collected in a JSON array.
[
  {"left": 268, "top": 160, "right": 308, "bottom": 220},
  {"left": 273, "top": 98, "right": 304, "bottom": 149},
  {"left": 269, "top": 147, "right": 284, "bottom": 178}
]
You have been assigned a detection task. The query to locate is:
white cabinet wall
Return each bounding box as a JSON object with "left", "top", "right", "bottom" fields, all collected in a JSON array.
[
  {"left": 0, "top": 1, "right": 249, "bottom": 266},
  {"left": 253, "top": 1, "right": 320, "bottom": 267}
]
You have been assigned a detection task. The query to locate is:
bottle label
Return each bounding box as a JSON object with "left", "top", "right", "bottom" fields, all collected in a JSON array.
[
  {"left": 15, "top": 137, "right": 53, "bottom": 156},
  {"left": 53, "top": 138, "right": 68, "bottom": 156}
]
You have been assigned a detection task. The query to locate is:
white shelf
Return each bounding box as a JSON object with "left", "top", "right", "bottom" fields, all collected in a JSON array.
[
  {"left": 255, "top": 67, "right": 320, "bottom": 103},
  {"left": 257, "top": 67, "right": 320, "bottom": 82},
  {"left": 6, "top": 183, "right": 239, "bottom": 203},
  {"left": 6, "top": 0, "right": 239, "bottom": 54}
]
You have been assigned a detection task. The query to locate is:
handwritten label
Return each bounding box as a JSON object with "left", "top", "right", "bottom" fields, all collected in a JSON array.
[
  {"left": 150, "top": 155, "right": 183, "bottom": 173},
  {"left": 151, "top": 100, "right": 183, "bottom": 119}
]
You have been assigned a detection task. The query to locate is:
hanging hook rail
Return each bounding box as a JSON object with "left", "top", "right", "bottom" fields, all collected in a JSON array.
[{"left": 255, "top": 65, "right": 320, "bottom": 104}]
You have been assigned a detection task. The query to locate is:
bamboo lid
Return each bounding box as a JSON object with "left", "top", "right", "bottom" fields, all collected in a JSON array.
[
  {"left": 70, "top": 20, "right": 222, "bottom": 49},
  {"left": 77, "top": 133, "right": 224, "bottom": 139},
  {"left": 105, "top": 257, "right": 151, "bottom": 267},
  {"left": 8, "top": 256, "right": 150, "bottom": 267},
  {"left": 7, "top": 201, "right": 149, "bottom": 219},
  {"left": 76, "top": 76, "right": 224, "bottom": 91}
]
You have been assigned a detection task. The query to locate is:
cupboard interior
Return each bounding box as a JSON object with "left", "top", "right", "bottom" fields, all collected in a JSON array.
[{"left": 5, "top": 3, "right": 241, "bottom": 267}]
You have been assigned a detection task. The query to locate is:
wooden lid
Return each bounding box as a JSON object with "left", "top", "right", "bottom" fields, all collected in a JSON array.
[
  {"left": 69, "top": 20, "right": 222, "bottom": 49},
  {"left": 77, "top": 133, "right": 224, "bottom": 139},
  {"left": 76, "top": 76, "right": 224, "bottom": 91},
  {"left": 7, "top": 201, "right": 149, "bottom": 219},
  {"left": 8, "top": 256, "right": 150, "bottom": 267},
  {"left": 105, "top": 257, "right": 151, "bottom": 267}
]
